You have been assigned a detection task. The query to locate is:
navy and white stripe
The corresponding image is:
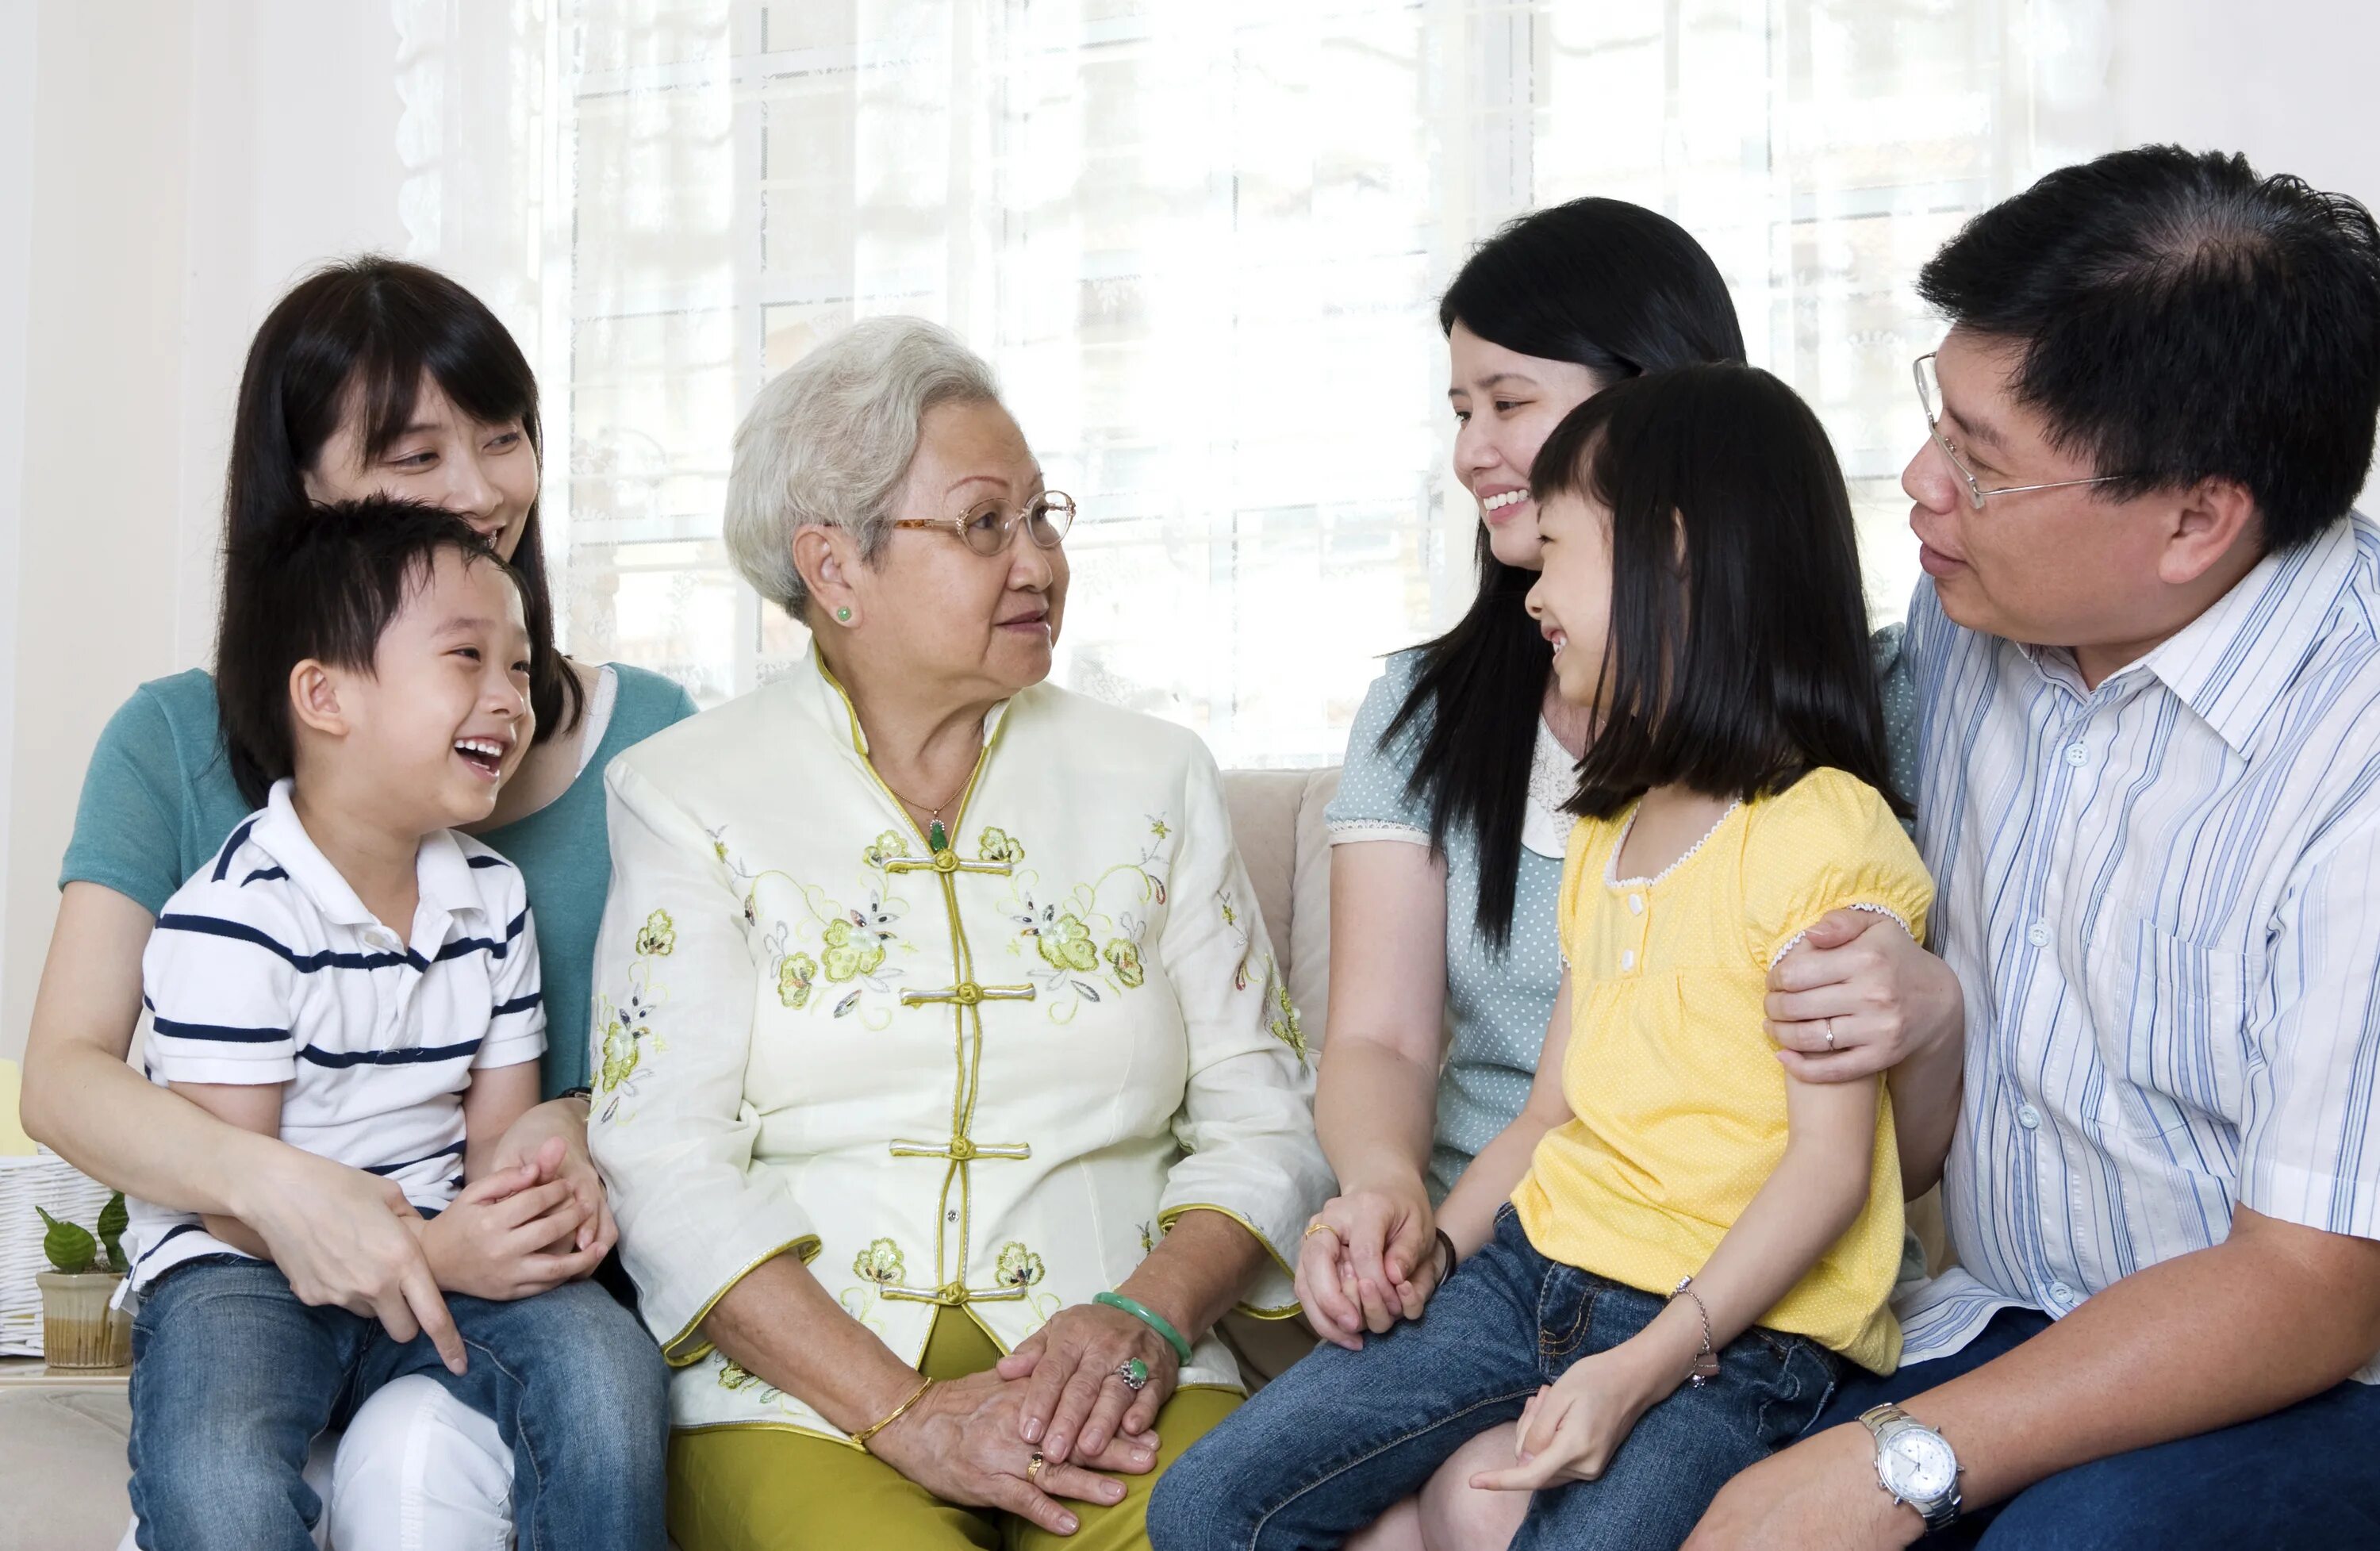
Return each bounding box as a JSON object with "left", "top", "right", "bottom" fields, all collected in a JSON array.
[
  {"left": 1896, "top": 513, "right": 2380, "bottom": 1382},
  {"left": 123, "top": 778, "right": 545, "bottom": 1292}
]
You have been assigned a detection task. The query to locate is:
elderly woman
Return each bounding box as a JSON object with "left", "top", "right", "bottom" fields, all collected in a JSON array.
[{"left": 588, "top": 316, "right": 1330, "bottom": 1551}]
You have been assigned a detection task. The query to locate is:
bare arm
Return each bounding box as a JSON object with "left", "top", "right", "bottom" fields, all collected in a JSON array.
[
  {"left": 1628, "top": 1070, "right": 1880, "bottom": 1374},
  {"left": 1765, "top": 909, "right": 1966, "bottom": 1196},
  {"left": 1435, "top": 970, "right": 1575, "bottom": 1260},
  {"left": 1472, "top": 1051, "right": 1885, "bottom": 1494},
  {"left": 21, "top": 881, "right": 463, "bottom": 1368},
  {"left": 170, "top": 1078, "right": 286, "bottom": 1261},
  {"left": 459, "top": 1061, "right": 541, "bottom": 1181},
  {"left": 1297, "top": 840, "right": 1451, "bottom": 1342},
  {"left": 1691, "top": 1210, "right": 2380, "bottom": 1549}
]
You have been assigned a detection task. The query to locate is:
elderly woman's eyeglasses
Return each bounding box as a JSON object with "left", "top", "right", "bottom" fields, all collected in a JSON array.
[
  {"left": 1914, "top": 353, "right": 2131, "bottom": 512},
  {"left": 892, "top": 491, "right": 1077, "bottom": 557}
]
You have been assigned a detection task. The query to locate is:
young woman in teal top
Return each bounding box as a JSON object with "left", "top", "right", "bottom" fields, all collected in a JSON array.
[{"left": 20, "top": 257, "right": 694, "bottom": 1550}]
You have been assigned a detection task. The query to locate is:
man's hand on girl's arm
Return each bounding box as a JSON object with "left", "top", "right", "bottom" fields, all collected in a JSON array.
[{"left": 1766, "top": 908, "right": 1965, "bottom": 1194}]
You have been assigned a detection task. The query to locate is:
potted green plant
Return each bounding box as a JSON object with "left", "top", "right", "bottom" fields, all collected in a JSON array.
[{"left": 34, "top": 1192, "right": 132, "bottom": 1369}]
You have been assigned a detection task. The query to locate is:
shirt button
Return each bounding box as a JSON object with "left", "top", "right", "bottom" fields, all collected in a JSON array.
[
  {"left": 1627, "top": 893, "right": 1645, "bottom": 916},
  {"left": 2026, "top": 922, "right": 2051, "bottom": 947},
  {"left": 2049, "top": 1281, "right": 2075, "bottom": 1307},
  {"left": 2064, "top": 742, "right": 2088, "bottom": 767},
  {"left": 1620, "top": 950, "right": 1637, "bottom": 972},
  {"left": 2018, "top": 1104, "right": 2041, "bottom": 1130}
]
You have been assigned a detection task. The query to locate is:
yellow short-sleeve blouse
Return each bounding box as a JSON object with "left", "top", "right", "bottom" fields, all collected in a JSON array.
[{"left": 1511, "top": 768, "right": 1933, "bottom": 1373}]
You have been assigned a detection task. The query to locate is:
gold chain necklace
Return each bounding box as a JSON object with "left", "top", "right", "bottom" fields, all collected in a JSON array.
[{"left": 884, "top": 743, "right": 981, "bottom": 854}]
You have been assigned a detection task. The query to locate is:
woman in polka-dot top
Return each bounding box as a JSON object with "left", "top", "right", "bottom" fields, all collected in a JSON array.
[
  {"left": 1302, "top": 198, "right": 1747, "bottom": 1338},
  {"left": 1154, "top": 365, "right": 1936, "bottom": 1551}
]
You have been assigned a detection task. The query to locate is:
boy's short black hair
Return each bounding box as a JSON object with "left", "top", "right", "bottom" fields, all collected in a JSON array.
[
  {"left": 1529, "top": 364, "right": 1902, "bottom": 820},
  {"left": 217, "top": 497, "right": 521, "bottom": 804},
  {"left": 1919, "top": 144, "right": 2380, "bottom": 551}
]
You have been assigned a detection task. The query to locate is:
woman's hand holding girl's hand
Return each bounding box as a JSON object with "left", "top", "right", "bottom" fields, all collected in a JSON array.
[
  {"left": 235, "top": 1145, "right": 466, "bottom": 1375},
  {"left": 868, "top": 1367, "right": 1158, "bottom": 1538},
  {"left": 1765, "top": 908, "right": 1961, "bottom": 1083},
  {"left": 419, "top": 1138, "right": 608, "bottom": 1300},
  {"left": 1296, "top": 1184, "right": 1440, "bottom": 1349},
  {"left": 1468, "top": 1335, "right": 1682, "bottom": 1492},
  {"left": 489, "top": 1093, "right": 616, "bottom": 1257},
  {"left": 994, "top": 1301, "right": 1178, "bottom": 1465}
]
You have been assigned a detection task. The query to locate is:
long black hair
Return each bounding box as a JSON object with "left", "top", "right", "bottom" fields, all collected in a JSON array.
[
  {"left": 1530, "top": 364, "right": 1902, "bottom": 819},
  {"left": 1392, "top": 198, "right": 1745, "bottom": 950},
  {"left": 217, "top": 255, "right": 580, "bottom": 804}
]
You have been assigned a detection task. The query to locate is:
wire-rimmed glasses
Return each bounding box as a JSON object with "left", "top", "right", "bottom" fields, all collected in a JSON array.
[{"left": 1914, "top": 353, "right": 2130, "bottom": 511}]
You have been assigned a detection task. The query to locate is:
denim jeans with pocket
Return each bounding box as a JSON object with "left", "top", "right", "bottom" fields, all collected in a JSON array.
[
  {"left": 1149, "top": 1205, "right": 1843, "bottom": 1551},
  {"left": 127, "top": 1254, "right": 668, "bottom": 1551}
]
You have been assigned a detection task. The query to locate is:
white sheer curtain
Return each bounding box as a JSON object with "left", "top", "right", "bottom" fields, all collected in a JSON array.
[{"left": 397, "top": 0, "right": 2111, "bottom": 767}]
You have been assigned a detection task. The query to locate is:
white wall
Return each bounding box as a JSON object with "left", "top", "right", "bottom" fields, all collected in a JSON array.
[
  {"left": 2107, "top": 0, "right": 2380, "bottom": 514},
  {"left": 2, "top": 0, "right": 406, "bottom": 1060},
  {"left": 0, "top": 0, "right": 37, "bottom": 1054}
]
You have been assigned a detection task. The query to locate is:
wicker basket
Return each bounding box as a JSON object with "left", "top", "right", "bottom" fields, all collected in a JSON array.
[{"left": 0, "top": 1153, "right": 121, "bottom": 1357}]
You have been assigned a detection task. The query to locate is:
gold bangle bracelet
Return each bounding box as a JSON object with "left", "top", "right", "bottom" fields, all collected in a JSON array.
[{"left": 851, "top": 1376, "right": 935, "bottom": 1452}]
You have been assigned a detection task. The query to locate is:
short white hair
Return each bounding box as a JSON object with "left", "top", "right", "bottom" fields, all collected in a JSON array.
[{"left": 724, "top": 316, "right": 1001, "bottom": 617}]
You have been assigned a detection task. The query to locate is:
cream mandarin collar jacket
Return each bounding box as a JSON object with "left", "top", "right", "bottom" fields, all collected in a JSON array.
[{"left": 588, "top": 650, "right": 1331, "bottom": 1437}]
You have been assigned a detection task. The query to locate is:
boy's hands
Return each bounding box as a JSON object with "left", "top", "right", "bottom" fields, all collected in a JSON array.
[
  {"left": 1468, "top": 1336, "right": 1683, "bottom": 1492},
  {"left": 489, "top": 1095, "right": 617, "bottom": 1255},
  {"left": 419, "top": 1138, "right": 608, "bottom": 1300}
]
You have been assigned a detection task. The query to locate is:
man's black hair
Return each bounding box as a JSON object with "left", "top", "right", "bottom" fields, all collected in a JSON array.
[{"left": 1919, "top": 144, "right": 2380, "bottom": 550}]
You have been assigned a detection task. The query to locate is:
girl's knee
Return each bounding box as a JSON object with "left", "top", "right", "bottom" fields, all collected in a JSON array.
[{"left": 1416, "top": 1426, "right": 1528, "bottom": 1551}]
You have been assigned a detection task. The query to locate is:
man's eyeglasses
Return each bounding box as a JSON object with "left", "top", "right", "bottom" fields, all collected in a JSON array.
[
  {"left": 1914, "top": 353, "right": 2131, "bottom": 511},
  {"left": 891, "top": 491, "right": 1077, "bottom": 556}
]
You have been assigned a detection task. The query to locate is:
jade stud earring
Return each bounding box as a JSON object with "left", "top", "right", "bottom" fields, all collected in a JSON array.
[{"left": 836, "top": 607, "right": 852, "bottom": 623}]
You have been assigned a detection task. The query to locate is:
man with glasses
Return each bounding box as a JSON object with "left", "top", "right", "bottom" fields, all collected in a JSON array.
[{"left": 1691, "top": 145, "right": 2380, "bottom": 1548}]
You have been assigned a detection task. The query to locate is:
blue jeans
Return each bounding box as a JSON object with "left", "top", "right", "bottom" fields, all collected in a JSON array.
[
  {"left": 127, "top": 1255, "right": 668, "bottom": 1551},
  {"left": 1150, "top": 1207, "right": 1842, "bottom": 1551},
  {"left": 1810, "top": 1307, "right": 2380, "bottom": 1549}
]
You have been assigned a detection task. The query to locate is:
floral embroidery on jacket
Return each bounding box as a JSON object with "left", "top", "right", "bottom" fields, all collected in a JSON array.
[
  {"left": 1104, "top": 939, "right": 1146, "bottom": 989},
  {"left": 593, "top": 956, "right": 668, "bottom": 1122},
  {"left": 777, "top": 951, "right": 818, "bottom": 1009},
  {"left": 863, "top": 830, "right": 911, "bottom": 870},
  {"left": 634, "top": 908, "right": 677, "bottom": 958},
  {"left": 716, "top": 1357, "right": 787, "bottom": 1405},
  {"left": 840, "top": 1237, "right": 908, "bottom": 1332},
  {"left": 995, "top": 1241, "right": 1061, "bottom": 1319},
  {"left": 978, "top": 827, "right": 1027, "bottom": 865},
  {"left": 713, "top": 828, "right": 914, "bottom": 1031}
]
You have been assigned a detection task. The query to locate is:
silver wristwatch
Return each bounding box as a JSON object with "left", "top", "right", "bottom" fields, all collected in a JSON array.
[{"left": 1859, "top": 1403, "right": 1962, "bottom": 1532}]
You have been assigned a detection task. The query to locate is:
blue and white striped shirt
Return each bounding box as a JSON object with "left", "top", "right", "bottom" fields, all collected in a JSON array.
[
  {"left": 1895, "top": 513, "right": 2380, "bottom": 1381},
  {"left": 123, "top": 779, "right": 545, "bottom": 1292}
]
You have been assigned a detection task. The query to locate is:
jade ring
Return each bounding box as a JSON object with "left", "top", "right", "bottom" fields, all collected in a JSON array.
[{"left": 1114, "top": 1357, "right": 1150, "bottom": 1391}]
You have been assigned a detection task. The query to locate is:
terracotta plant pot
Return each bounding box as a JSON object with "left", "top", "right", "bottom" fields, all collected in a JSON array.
[{"left": 35, "top": 1269, "right": 131, "bottom": 1369}]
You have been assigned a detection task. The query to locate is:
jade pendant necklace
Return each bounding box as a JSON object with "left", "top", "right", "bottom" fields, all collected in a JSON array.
[{"left": 886, "top": 758, "right": 976, "bottom": 854}]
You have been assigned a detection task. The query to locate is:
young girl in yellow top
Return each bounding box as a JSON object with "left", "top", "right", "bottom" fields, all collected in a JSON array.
[{"left": 1150, "top": 363, "right": 1936, "bottom": 1551}]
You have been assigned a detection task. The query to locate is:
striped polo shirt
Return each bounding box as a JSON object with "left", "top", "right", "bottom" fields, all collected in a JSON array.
[
  {"left": 1895, "top": 512, "right": 2380, "bottom": 1381},
  {"left": 122, "top": 778, "right": 545, "bottom": 1292}
]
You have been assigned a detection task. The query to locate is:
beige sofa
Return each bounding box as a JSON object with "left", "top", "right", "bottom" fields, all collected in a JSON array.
[{"left": 1, "top": 767, "right": 1346, "bottom": 1551}]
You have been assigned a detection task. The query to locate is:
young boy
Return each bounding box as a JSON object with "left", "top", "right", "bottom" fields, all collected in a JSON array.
[{"left": 119, "top": 498, "right": 666, "bottom": 1551}]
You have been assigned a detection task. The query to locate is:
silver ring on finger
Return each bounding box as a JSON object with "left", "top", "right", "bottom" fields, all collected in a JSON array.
[
  {"left": 1113, "top": 1357, "right": 1150, "bottom": 1392},
  {"left": 1823, "top": 1016, "right": 1838, "bottom": 1050}
]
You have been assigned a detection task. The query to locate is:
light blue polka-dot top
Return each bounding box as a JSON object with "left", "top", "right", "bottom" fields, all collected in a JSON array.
[{"left": 1325, "top": 632, "right": 1921, "bottom": 1207}]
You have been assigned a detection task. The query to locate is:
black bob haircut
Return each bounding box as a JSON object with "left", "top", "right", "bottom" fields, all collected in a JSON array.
[
  {"left": 217, "top": 256, "right": 579, "bottom": 802},
  {"left": 1528, "top": 364, "right": 1904, "bottom": 821},
  {"left": 1919, "top": 144, "right": 2380, "bottom": 551},
  {"left": 217, "top": 497, "right": 524, "bottom": 804},
  {"left": 1392, "top": 198, "right": 1746, "bottom": 951}
]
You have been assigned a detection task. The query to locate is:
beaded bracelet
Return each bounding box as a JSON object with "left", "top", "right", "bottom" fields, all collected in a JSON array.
[{"left": 1092, "top": 1290, "right": 1194, "bottom": 1365}]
